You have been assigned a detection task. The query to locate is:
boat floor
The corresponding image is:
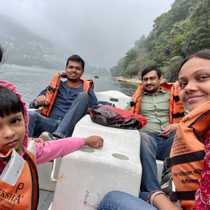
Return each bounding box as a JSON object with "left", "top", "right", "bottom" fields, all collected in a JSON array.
[{"left": 38, "top": 190, "right": 54, "bottom": 210}]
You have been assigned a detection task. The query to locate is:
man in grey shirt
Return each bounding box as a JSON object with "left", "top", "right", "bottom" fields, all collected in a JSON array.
[{"left": 130, "top": 65, "right": 184, "bottom": 200}]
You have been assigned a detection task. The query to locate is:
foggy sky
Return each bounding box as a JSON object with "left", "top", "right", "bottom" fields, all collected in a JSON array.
[{"left": 0, "top": 0, "right": 174, "bottom": 68}]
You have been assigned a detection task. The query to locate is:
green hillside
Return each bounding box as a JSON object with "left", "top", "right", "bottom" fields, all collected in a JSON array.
[{"left": 111, "top": 0, "right": 210, "bottom": 81}]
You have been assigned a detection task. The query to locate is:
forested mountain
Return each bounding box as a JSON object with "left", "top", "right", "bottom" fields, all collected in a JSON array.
[
  {"left": 0, "top": 14, "right": 65, "bottom": 69},
  {"left": 111, "top": 0, "right": 210, "bottom": 81}
]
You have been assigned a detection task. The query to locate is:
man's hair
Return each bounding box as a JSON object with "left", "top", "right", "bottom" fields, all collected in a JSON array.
[
  {"left": 178, "top": 49, "right": 210, "bottom": 73},
  {"left": 65, "top": 54, "right": 85, "bottom": 69},
  {"left": 141, "top": 65, "right": 162, "bottom": 79},
  {"left": 0, "top": 86, "right": 24, "bottom": 117},
  {"left": 0, "top": 45, "right": 3, "bottom": 63}
]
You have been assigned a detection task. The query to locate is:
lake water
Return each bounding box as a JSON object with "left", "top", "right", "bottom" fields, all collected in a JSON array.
[{"left": 0, "top": 64, "right": 136, "bottom": 103}]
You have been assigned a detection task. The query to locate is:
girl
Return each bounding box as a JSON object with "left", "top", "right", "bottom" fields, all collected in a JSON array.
[{"left": 0, "top": 81, "right": 103, "bottom": 210}]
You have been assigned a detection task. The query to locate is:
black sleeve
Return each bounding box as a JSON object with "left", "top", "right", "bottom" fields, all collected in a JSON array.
[{"left": 29, "top": 87, "right": 48, "bottom": 108}]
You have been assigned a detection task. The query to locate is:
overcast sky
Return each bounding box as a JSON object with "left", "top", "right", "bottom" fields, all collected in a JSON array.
[{"left": 0, "top": 0, "right": 174, "bottom": 68}]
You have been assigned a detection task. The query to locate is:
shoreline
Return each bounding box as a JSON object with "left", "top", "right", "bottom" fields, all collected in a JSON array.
[{"left": 112, "top": 76, "right": 140, "bottom": 85}]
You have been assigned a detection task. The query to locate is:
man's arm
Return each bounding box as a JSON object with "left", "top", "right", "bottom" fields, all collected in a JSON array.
[
  {"left": 29, "top": 88, "right": 48, "bottom": 108},
  {"left": 88, "top": 88, "right": 98, "bottom": 107},
  {"left": 152, "top": 193, "right": 181, "bottom": 210}
]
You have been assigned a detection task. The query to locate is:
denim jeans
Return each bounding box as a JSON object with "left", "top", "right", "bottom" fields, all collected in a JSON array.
[
  {"left": 28, "top": 92, "right": 90, "bottom": 137},
  {"left": 97, "top": 191, "right": 156, "bottom": 210},
  {"left": 140, "top": 131, "right": 175, "bottom": 200}
]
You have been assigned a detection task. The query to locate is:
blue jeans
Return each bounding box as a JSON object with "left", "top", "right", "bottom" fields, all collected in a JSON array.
[
  {"left": 29, "top": 92, "right": 90, "bottom": 137},
  {"left": 140, "top": 132, "right": 175, "bottom": 200},
  {"left": 97, "top": 191, "right": 156, "bottom": 210}
]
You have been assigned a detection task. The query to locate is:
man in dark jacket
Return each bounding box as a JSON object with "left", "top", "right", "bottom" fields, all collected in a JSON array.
[{"left": 29, "top": 54, "right": 98, "bottom": 139}]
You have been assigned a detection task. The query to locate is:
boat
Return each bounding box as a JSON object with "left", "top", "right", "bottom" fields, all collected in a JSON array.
[{"left": 37, "top": 90, "right": 163, "bottom": 210}]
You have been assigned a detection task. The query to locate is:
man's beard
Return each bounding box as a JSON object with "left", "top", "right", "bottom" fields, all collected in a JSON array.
[{"left": 144, "top": 85, "right": 159, "bottom": 94}]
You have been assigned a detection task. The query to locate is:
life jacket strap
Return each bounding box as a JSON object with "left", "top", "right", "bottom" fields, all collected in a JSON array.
[
  {"left": 189, "top": 109, "right": 210, "bottom": 128},
  {"left": 173, "top": 96, "right": 180, "bottom": 102},
  {"left": 23, "top": 153, "right": 39, "bottom": 210},
  {"left": 167, "top": 150, "right": 205, "bottom": 168},
  {"left": 170, "top": 190, "right": 195, "bottom": 201},
  {"left": 172, "top": 112, "right": 185, "bottom": 118},
  {"left": 47, "top": 86, "right": 57, "bottom": 92}
]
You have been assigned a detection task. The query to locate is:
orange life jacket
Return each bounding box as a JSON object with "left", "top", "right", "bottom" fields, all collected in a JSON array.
[
  {"left": 168, "top": 101, "right": 210, "bottom": 210},
  {"left": 130, "top": 82, "right": 184, "bottom": 123},
  {"left": 41, "top": 72, "right": 93, "bottom": 117},
  {"left": 0, "top": 151, "right": 39, "bottom": 210}
]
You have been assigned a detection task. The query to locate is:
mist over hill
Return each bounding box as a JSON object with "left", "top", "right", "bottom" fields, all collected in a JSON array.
[
  {"left": 0, "top": 14, "right": 110, "bottom": 77},
  {"left": 0, "top": 14, "right": 69, "bottom": 69}
]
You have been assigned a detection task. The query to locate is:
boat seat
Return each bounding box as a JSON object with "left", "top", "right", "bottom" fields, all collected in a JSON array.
[
  {"left": 96, "top": 90, "right": 131, "bottom": 109},
  {"left": 51, "top": 114, "right": 141, "bottom": 210}
]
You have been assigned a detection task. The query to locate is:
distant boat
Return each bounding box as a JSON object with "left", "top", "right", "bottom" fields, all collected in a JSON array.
[{"left": 94, "top": 75, "right": 99, "bottom": 79}]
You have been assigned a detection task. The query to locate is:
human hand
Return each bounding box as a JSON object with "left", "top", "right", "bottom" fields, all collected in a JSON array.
[
  {"left": 84, "top": 135, "right": 103, "bottom": 148},
  {"left": 160, "top": 124, "right": 178, "bottom": 137},
  {"left": 86, "top": 107, "right": 93, "bottom": 114},
  {"left": 152, "top": 193, "right": 181, "bottom": 210},
  {"left": 34, "top": 95, "right": 48, "bottom": 106}
]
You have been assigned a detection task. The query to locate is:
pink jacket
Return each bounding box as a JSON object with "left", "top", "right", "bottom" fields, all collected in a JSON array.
[
  {"left": 35, "top": 137, "right": 85, "bottom": 164},
  {"left": 0, "top": 80, "right": 85, "bottom": 165}
]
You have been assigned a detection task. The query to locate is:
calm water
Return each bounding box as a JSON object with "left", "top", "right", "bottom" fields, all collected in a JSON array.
[{"left": 0, "top": 64, "right": 136, "bottom": 103}]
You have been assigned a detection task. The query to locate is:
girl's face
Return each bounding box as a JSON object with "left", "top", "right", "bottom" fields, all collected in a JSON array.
[
  {"left": 179, "top": 57, "right": 210, "bottom": 112},
  {"left": 0, "top": 112, "right": 25, "bottom": 154}
]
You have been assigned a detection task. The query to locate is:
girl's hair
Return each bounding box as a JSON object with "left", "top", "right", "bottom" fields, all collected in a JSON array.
[
  {"left": 0, "top": 86, "right": 24, "bottom": 117},
  {"left": 178, "top": 49, "right": 210, "bottom": 73}
]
